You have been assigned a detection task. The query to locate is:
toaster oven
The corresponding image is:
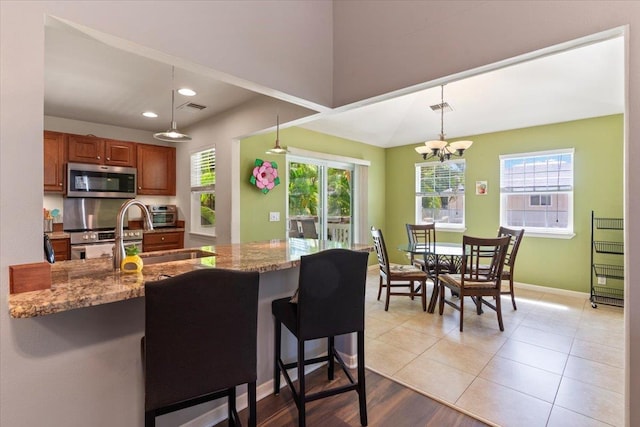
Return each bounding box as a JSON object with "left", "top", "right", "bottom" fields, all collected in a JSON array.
[{"left": 147, "top": 205, "right": 177, "bottom": 228}]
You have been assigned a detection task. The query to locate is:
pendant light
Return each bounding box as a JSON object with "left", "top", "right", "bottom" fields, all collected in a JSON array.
[
  {"left": 415, "top": 85, "right": 472, "bottom": 162},
  {"left": 153, "top": 66, "right": 192, "bottom": 142},
  {"left": 266, "top": 115, "right": 288, "bottom": 154}
]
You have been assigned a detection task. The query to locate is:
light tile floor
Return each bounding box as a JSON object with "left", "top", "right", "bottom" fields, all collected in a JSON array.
[{"left": 364, "top": 270, "right": 625, "bottom": 427}]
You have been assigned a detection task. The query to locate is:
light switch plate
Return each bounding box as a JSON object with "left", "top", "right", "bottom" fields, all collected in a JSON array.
[{"left": 269, "top": 212, "right": 280, "bottom": 222}]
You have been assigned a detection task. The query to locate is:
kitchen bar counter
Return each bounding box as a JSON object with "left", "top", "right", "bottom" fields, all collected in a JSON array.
[{"left": 9, "top": 238, "right": 372, "bottom": 318}]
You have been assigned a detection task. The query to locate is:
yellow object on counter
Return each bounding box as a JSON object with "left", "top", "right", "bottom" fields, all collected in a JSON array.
[{"left": 121, "top": 255, "right": 144, "bottom": 273}]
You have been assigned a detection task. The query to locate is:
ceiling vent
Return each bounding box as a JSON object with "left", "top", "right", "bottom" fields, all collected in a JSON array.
[
  {"left": 430, "top": 102, "right": 453, "bottom": 113},
  {"left": 177, "top": 101, "right": 207, "bottom": 112}
]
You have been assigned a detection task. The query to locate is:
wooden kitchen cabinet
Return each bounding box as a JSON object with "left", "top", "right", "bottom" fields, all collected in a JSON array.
[
  {"left": 104, "top": 139, "right": 137, "bottom": 167},
  {"left": 136, "top": 144, "right": 176, "bottom": 195},
  {"left": 143, "top": 231, "right": 184, "bottom": 252},
  {"left": 44, "top": 131, "right": 67, "bottom": 193},
  {"left": 51, "top": 238, "right": 70, "bottom": 261},
  {"left": 68, "top": 134, "right": 136, "bottom": 167}
]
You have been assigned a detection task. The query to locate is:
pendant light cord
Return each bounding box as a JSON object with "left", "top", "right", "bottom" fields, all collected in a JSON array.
[
  {"left": 440, "top": 85, "right": 445, "bottom": 140},
  {"left": 170, "top": 66, "right": 176, "bottom": 125}
]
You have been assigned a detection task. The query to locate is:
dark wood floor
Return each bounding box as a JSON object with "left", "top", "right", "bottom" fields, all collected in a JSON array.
[{"left": 215, "top": 367, "right": 488, "bottom": 426}]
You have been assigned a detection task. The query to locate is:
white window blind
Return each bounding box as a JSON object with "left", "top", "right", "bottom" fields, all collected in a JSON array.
[
  {"left": 191, "top": 148, "right": 215, "bottom": 190},
  {"left": 190, "top": 148, "right": 215, "bottom": 236},
  {"left": 415, "top": 160, "right": 466, "bottom": 228}
]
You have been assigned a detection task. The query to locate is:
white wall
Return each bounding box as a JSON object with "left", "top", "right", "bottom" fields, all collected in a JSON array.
[{"left": 2, "top": 1, "right": 640, "bottom": 427}]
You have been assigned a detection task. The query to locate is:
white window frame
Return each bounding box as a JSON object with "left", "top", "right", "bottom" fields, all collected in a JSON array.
[
  {"left": 190, "top": 146, "right": 216, "bottom": 237},
  {"left": 415, "top": 159, "right": 466, "bottom": 231},
  {"left": 500, "top": 148, "right": 574, "bottom": 238}
]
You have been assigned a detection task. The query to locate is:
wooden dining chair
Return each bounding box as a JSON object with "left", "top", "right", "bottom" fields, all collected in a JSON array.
[
  {"left": 438, "top": 235, "right": 511, "bottom": 331},
  {"left": 405, "top": 223, "right": 436, "bottom": 270},
  {"left": 298, "top": 219, "right": 318, "bottom": 238},
  {"left": 497, "top": 226, "right": 525, "bottom": 310},
  {"left": 371, "top": 227, "right": 428, "bottom": 311},
  {"left": 405, "top": 223, "right": 453, "bottom": 274}
]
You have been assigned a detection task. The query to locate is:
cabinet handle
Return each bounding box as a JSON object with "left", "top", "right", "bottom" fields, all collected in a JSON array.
[
  {"left": 106, "top": 157, "right": 110, "bottom": 161},
  {"left": 138, "top": 186, "right": 142, "bottom": 190},
  {"left": 97, "top": 156, "right": 101, "bottom": 160},
  {"left": 59, "top": 183, "right": 63, "bottom": 186},
  {"left": 161, "top": 237, "right": 165, "bottom": 241}
]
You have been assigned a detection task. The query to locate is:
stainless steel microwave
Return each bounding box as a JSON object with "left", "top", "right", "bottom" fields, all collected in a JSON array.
[{"left": 66, "top": 163, "right": 137, "bottom": 198}]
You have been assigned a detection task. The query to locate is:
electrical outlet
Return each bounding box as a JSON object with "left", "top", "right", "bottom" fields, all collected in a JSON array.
[
  {"left": 269, "top": 212, "right": 280, "bottom": 222},
  {"left": 597, "top": 276, "right": 607, "bottom": 285}
]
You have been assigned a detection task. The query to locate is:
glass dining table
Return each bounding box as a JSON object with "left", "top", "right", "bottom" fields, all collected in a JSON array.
[{"left": 397, "top": 242, "right": 464, "bottom": 313}]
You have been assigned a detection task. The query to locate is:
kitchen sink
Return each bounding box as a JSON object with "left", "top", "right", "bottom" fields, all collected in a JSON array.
[{"left": 140, "top": 249, "right": 216, "bottom": 265}]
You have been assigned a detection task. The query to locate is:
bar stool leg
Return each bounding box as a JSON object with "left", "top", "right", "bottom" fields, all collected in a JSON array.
[
  {"left": 145, "top": 411, "right": 155, "bottom": 427},
  {"left": 357, "top": 331, "right": 368, "bottom": 426},
  {"left": 228, "top": 386, "right": 236, "bottom": 427},
  {"left": 298, "top": 339, "right": 306, "bottom": 427},
  {"left": 274, "top": 319, "right": 282, "bottom": 395},
  {"left": 328, "top": 336, "right": 335, "bottom": 380},
  {"left": 248, "top": 381, "right": 257, "bottom": 427}
]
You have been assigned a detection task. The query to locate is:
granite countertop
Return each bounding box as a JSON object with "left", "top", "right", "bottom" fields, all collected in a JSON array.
[{"left": 9, "top": 239, "right": 372, "bottom": 318}]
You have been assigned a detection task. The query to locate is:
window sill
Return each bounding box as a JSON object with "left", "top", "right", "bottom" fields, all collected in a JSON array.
[
  {"left": 521, "top": 231, "right": 575, "bottom": 239},
  {"left": 435, "top": 225, "right": 467, "bottom": 233},
  {"left": 189, "top": 231, "right": 216, "bottom": 239}
]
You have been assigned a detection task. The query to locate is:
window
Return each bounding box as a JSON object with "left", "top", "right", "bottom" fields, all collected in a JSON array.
[
  {"left": 500, "top": 149, "right": 574, "bottom": 236},
  {"left": 190, "top": 147, "right": 215, "bottom": 236},
  {"left": 415, "top": 160, "right": 466, "bottom": 229}
]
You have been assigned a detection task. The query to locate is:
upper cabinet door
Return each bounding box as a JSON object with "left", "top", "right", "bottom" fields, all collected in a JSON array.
[
  {"left": 43, "top": 131, "right": 67, "bottom": 193},
  {"left": 104, "top": 139, "right": 136, "bottom": 167},
  {"left": 136, "top": 144, "right": 176, "bottom": 195},
  {"left": 67, "top": 134, "right": 104, "bottom": 164}
]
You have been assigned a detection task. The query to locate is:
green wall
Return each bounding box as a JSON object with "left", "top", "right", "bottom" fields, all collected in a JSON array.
[
  {"left": 385, "top": 114, "right": 623, "bottom": 293},
  {"left": 240, "top": 127, "right": 386, "bottom": 243}
]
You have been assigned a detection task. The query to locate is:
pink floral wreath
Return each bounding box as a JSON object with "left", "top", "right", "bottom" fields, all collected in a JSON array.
[{"left": 250, "top": 159, "right": 280, "bottom": 193}]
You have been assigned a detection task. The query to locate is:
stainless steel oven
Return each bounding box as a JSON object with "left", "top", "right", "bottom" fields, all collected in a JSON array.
[
  {"left": 70, "top": 230, "right": 143, "bottom": 260},
  {"left": 64, "top": 197, "right": 143, "bottom": 260}
]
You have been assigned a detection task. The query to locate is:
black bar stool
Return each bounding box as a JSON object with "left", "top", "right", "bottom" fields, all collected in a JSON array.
[
  {"left": 272, "top": 249, "right": 369, "bottom": 427},
  {"left": 142, "top": 269, "right": 259, "bottom": 427}
]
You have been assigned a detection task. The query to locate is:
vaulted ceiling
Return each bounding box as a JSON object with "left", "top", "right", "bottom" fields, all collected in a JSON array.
[{"left": 45, "top": 21, "right": 624, "bottom": 148}]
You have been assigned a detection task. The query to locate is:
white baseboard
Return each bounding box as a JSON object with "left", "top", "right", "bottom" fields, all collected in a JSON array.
[{"left": 513, "top": 281, "right": 590, "bottom": 299}]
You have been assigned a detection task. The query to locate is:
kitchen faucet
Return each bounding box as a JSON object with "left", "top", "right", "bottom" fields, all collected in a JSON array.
[{"left": 113, "top": 199, "right": 154, "bottom": 271}]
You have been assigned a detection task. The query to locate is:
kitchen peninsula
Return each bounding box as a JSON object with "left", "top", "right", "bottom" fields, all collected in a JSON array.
[{"left": 9, "top": 238, "right": 372, "bottom": 318}]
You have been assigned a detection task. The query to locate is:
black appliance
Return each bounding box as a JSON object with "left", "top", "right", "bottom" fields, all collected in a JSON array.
[{"left": 44, "top": 234, "right": 55, "bottom": 263}]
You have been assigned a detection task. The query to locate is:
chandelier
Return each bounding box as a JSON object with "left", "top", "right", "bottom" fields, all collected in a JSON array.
[{"left": 415, "top": 85, "right": 472, "bottom": 162}]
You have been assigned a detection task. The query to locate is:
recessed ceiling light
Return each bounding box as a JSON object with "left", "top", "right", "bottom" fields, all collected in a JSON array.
[
  {"left": 142, "top": 111, "right": 158, "bottom": 118},
  {"left": 178, "top": 88, "right": 196, "bottom": 97}
]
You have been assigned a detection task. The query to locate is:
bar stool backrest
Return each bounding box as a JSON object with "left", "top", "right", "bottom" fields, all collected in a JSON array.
[
  {"left": 297, "top": 249, "right": 369, "bottom": 341},
  {"left": 144, "top": 269, "right": 259, "bottom": 412}
]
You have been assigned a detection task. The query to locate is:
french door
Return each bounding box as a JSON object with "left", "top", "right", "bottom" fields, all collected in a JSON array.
[{"left": 287, "top": 157, "right": 353, "bottom": 244}]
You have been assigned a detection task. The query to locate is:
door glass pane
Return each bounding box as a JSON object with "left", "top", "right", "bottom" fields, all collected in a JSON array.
[
  {"left": 327, "top": 167, "right": 352, "bottom": 245},
  {"left": 288, "top": 162, "right": 320, "bottom": 238}
]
